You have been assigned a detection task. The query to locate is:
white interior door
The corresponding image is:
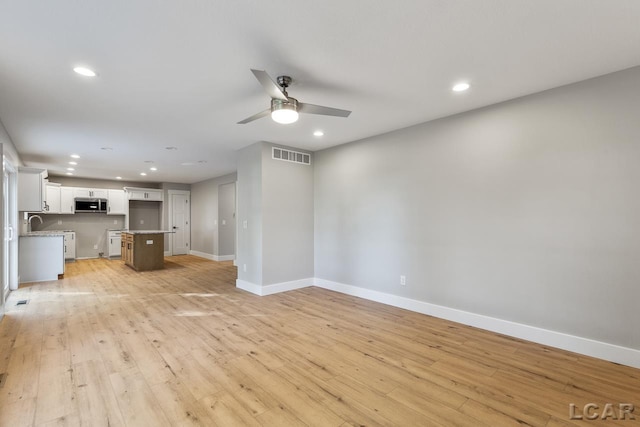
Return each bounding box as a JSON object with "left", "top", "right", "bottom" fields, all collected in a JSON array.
[{"left": 170, "top": 191, "right": 190, "bottom": 255}]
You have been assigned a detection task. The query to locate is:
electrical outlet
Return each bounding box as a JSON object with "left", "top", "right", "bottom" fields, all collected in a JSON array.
[
  {"left": 243, "top": 220, "right": 248, "bottom": 229},
  {"left": 243, "top": 264, "right": 247, "bottom": 273},
  {"left": 222, "top": 219, "right": 226, "bottom": 225},
  {"left": 113, "top": 219, "right": 117, "bottom": 224},
  {"left": 140, "top": 220, "right": 144, "bottom": 225},
  {"left": 93, "top": 245, "right": 98, "bottom": 250},
  {"left": 214, "top": 219, "right": 218, "bottom": 225},
  {"left": 400, "top": 275, "right": 406, "bottom": 286},
  {"left": 57, "top": 220, "right": 62, "bottom": 225}
]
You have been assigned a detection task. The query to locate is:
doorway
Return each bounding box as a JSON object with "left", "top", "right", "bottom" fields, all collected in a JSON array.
[
  {"left": 168, "top": 190, "right": 191, "bottom": 255},
  {"left": 218, "top": 182, "right": 236, "bottom": 260}
]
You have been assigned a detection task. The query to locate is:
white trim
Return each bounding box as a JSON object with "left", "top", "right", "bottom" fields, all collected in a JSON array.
[
  {"left": 164, "top": 250, "right": 171, "bottom": 257},
  {"left": 189, "top": 250, "right": 215, "bottom": 261},
  {"left": 236, "top": 279, "right": 262, "bottom": 295},
  {"left": 313, "top": 278, "right": 640, "bottom": 369},
  {"left": 189, "top": 250, "right": 235, "bottom": 262},
  {"left": 236, "top": 278, "right": 313, "bottom": 296},
  {"left": 262, "top": 278, "right": 313, "bottom": 295}
]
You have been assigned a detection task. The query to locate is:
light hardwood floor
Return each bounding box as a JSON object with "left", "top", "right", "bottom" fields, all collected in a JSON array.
[{"left": 0, "top": 256, "right": 638, "bottom": 426}]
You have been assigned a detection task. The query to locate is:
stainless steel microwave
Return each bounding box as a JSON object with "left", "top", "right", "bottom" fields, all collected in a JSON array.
[{"left": 74, "top": 198, "right": 107, "bottom": 213}]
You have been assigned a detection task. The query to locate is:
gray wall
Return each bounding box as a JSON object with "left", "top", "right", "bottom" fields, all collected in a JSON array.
[
  {"left": 128, "top": 201, "right": 161, "bottom": 231},
  {"left": 314, "top": 66, "right": 640, "bottom": 350},
  {"left": 236, "top": 142, "right": 314, "bottom": 286},
  {"left": 261, "top": 144, "right": 314, "bottom": 285},
  {"left": 31, "top": 213, "right": 125, "bottom": 258},
  {"left": 191, "top": 173, "right": 237, "bottom": 256},
  {"left": 237, "top": 143, "right": 263, "bottom": 285}
]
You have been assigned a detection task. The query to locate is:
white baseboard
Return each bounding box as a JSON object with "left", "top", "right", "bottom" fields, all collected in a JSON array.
[
  {"left": 236, "top": 279, "right": 262, "bottom": 295},
  {"left": 313, "top": 278, "right": 640, "bottom": 370},
  {"left": 164, "top": 251, "right": 171, "bottom": 257},
  {"left": 189, "top": 251, "right": 235, "bottom": 262},
  {"left": 189, "top": 250, "right": 216, "bottom": 261},
  {"left": 236, "top": 278, "right": 313, "bottom": 296}
]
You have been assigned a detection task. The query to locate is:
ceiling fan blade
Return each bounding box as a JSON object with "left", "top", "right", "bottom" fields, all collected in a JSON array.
[
  {"left": 237, "top": 109, "right": 271, "bottom": 124},
  {"left": 298, "top": 102, "right": 351, "bottom": 118},
  {"left": 251, "top": 69, "right": 288, "bottom": 101}
]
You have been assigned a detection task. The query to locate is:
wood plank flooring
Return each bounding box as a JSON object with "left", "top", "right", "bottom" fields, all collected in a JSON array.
[{"left": 0, "top": 256, "right": 638, "bottom": 426}]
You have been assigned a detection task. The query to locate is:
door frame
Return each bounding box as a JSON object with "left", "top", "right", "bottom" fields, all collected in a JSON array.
[{"left": 167, "top": 189, "right": 191, "bottom": 256}]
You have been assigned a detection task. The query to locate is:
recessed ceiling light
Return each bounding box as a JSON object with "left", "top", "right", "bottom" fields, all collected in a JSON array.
[
  {"left": 165, "top": 147, "right": 178, "bottom": 150},
  {"left": 313, "top": 130, "right": 324, "bottom": 137},
  {"left": 66, "top": 172, "right": 73, "bottom": 176},
  {"left": 68, "top": 161, "right": 77, "bottom": 165},
  {"left": 140, "top": 172, "right": 147, "bottom": 176},
  {"left": 66, "top": 167, "right": 75, "bottom": 171},
  {"left": 144, "top": 160, "right": 154, "bottom": 163},
  {"left": 150, "top": 167, "right": 157, "bottom": 171},
  {"left": 116, "top": 176, "right": 122, "bottom": 180},
  {"left": 101, "top": 147, "right": 113, "bottom": 151},
  {"left": 73, "top": 66, "right": 97, "bottom": 77},
  {"left": 70, "top": 154, "right": 80, "bottom": 159},
  {"left": 197, "top": 160, "right": 207, "bottom": 164},
  {"left": 452, "top": 82, "right": 470, "bottom": 92}
]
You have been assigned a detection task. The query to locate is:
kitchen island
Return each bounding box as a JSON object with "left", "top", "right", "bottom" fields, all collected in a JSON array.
[
  {"left": 121, "top": 231, "right": 172, "bottom": 271},
  {"left": 19, "top": 232, "right": 65, "bottom": 283}
]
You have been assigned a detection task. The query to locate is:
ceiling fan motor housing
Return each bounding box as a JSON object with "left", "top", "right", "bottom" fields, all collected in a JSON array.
[
  {"left": 271, "top": 97, "right": 298, "bottom": 112},
  {"left": 277, "top": 75, "right": 292, "bottom": 89}
]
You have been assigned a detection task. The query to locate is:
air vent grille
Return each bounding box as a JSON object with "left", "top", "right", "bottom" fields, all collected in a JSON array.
[{"left": 272, "top": 147, "right": 311, "bottom": 165}]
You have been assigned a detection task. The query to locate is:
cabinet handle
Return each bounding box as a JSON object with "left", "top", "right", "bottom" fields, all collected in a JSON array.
[{"left": 110, "top": 238, "right": 112, "bottom": 244}]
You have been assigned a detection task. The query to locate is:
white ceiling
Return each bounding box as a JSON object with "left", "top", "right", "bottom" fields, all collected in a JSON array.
[{"left": 1, "top": 1, "right": 639, "bottom": 184}]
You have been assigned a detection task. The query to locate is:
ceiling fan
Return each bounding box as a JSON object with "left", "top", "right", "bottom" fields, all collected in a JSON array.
[{"left": 238, "top": 69, "right": 351, "bottom": 125}]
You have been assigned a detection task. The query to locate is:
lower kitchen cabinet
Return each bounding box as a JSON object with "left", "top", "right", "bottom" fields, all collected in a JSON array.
[
  {"left": 122, "top": 232, "right": 165, "bottom": 271},
  {"left": 108, "top": 230, "right": 122, "bottom": 258},
  {"left": 63, "top": 232, "right": 76, "bottom": 260}
]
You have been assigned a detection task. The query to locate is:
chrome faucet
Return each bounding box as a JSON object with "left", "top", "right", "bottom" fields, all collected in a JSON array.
[{"left": 28, "top": 214, "right": 43, "bottom": 232}]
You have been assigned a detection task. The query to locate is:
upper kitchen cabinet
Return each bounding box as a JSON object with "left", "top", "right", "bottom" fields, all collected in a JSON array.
[
  {"left": 44, "top": 183, "right": 61, "bottom": 214},
  {"left": 60, "top": 187, "right": 75, "bottom": 214},
  {"left": 73, "top": 187, "right": 108, "bottom": 199},
  {"left": 124, "top": 187, "right": 163, "bottom": 202},
  {"left": 18, "top": 167, "right": 47, "bottom": 212},
  {"left": 107, "top": 189, "right": 126, "bottom": 215}
]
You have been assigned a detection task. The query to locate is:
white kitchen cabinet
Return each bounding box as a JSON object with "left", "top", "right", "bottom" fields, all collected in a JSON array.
[
  {"left": 45, "top": 183, "right": 61, "bottom": 214},
  {"left": 64, "top": 232, "right": 76, "bottom": 260},
  {"left": 108, "top": 230, "right": 122, "bottom": 258},
  {"left": 107, "top": 189, "right": 126, "bottom": 215},
  {"left": 125, "top": 187, "right": 163, "bottom": 202},
  {"left": 73, "top": 187, "right": 108, "bottom": 199},
  {"left": 18, "top": 167, "right": 47, "bottom": 212},
  {"left": 60, "top": 187, "right": 75, "bottom": 214}
]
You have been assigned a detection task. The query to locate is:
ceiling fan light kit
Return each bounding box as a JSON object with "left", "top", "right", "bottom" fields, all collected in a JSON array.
[
  {"left": 238, "top": 69, "right": 351, "bottom": 125},
  {"left": 271, "top": 97, "right": 299, "bottom": 124}
]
